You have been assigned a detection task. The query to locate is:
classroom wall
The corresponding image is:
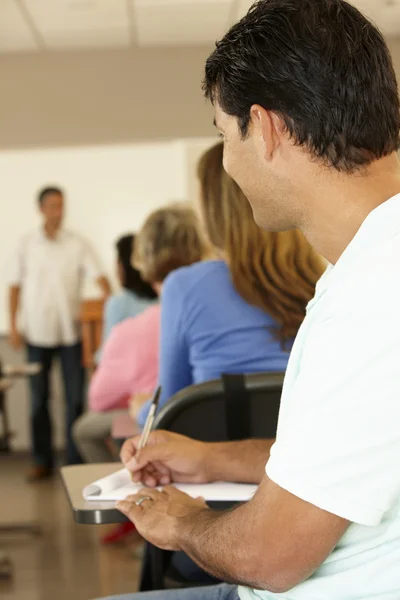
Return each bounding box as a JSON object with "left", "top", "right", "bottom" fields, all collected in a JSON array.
[
  {"left": 0, "top": 39, "right": 399, "bottom": 151},
  {"left": 390, "top": 38, "right": 400, "bottom": 73},
  {"left": 0, "top": 46, "right": 214, "bottom": 150}
]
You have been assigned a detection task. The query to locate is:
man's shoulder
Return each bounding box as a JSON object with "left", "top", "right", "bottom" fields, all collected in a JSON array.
[
  {"left": 16, "top": 229, "right": 42, "bottom": 251},
  {"left": 20, "top": 228, "right": 41, "bottom": 241},
  {"left": 350, "top": 244, "right": 399, "bottom": 301},
  {"left": 61, "top": 229, "right": 86, "bottom": 245},
  {"left": 321, "top": 233, "right": 400, "bottom": 316},
  {"left": 59, "top": 230, "right": 95, "bottom": 255}
]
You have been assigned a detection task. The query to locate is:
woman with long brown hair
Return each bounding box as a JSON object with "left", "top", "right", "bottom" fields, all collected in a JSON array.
[
  {"left": 136, "top": 142, "right": 325, "bottom": 428},
  {"left": 197, "top": 141, "right": 325, "bottom": 346}
]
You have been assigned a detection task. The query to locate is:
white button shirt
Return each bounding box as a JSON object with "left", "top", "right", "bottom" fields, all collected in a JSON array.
[{"left": 9, "top": 229, "right": 102, "bottom": 347}]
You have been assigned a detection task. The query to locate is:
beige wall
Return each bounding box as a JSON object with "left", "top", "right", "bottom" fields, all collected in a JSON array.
[
  {"left": 390, "top": 38, "right": 400, "bottom": 72},
  {"left": 0, "top": 46, "right": 215, "bottom": 150},
  {"left": 1, "top": 38, "right": 399, "bottom": 151}
]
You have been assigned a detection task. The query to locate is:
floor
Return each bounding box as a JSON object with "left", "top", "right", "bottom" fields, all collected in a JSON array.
[{"left": 0, "top": 454, "right": 142, "bottom": 600}]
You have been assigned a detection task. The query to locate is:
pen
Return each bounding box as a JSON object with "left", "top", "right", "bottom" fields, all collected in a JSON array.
[{"left": 136, "top": 386, "right": 162, "bottom": 452}]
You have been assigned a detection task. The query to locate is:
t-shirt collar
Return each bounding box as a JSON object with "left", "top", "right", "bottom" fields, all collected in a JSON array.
[
  {"left": 39, "top": 226, "right": 65, "bottom": 242},
  {"left": 310, "top": 192, "right": 400, "bottom": 306}
]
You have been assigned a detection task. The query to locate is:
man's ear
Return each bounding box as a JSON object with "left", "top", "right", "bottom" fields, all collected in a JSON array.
[{"left": 249, "top": 104, "right": 285, "bottom": 162}]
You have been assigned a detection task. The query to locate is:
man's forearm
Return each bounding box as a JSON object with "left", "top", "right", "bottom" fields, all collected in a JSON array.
[
  {"left": 97, "top": 275, "right": 111, "bottom": 298},
  {"left": 205, "top": 438, "right": 274, "bottom": 484},
  {"left": 179, "top": 501, "right": 267, "bottom": 589},
  {"left": 9, "top": 286, "right": 20, "bottom": 329},
  {"left": 181, "top": 438, "right": 275, "bottom": 584}
]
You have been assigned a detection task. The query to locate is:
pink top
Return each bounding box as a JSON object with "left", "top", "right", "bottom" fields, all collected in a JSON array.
[{"left": 89, "top": 304, "right": 160, "bottom": 412}]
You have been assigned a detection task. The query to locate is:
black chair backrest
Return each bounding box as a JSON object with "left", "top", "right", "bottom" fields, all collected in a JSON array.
[{"left": 153, "top": 372, "right": 284, "bottom": 442}]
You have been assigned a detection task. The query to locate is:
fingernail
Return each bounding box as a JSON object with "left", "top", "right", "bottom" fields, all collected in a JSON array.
[{"left": 127, "top": 458, "right": 137, "bottom": 470}]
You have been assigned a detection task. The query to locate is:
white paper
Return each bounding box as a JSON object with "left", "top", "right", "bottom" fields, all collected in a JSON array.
[
  {"left": 83, "top": 468, "right": 133, "bottom": 498},
  {"left": 83, "top": 468, "right": 257, "bottom": 502}
]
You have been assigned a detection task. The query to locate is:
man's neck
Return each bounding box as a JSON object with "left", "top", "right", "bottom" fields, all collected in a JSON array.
[
  {"left": 44, "top": 223, "right": 60, "bottom": 240},
  {"left": 300, "top": 153, "right": 400, "bottom": 264}
]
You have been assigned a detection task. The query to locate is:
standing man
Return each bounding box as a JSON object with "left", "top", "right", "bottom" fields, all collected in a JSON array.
[
  {"left": 99, "top": 1, "right": 400, "bottom": 600},
  {"left": 8, "top": 186, "right": 111, "bottom": 481}
]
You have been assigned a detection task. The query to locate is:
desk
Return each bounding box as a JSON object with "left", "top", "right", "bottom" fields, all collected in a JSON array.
[
  {"left": 0, "top": 363, "right": 41, "bottom": 453},
  {"left": 61, "top": 463, "right": 128, "bottom": 525},
  {"left": 62, "top": 463, "right": 158, "bottom": 591},
  {"left": 61, "top": 463, "right": 235, "bottom": 526},
  {"left": 62, "top": 463, "right": 236, "bottom": 590}
]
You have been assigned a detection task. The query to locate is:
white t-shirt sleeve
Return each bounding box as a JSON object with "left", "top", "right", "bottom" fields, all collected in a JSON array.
[
  {"left": 81, "top": 241, "right": 103, "bottom": 280},
  {"left": 266, "top": 308, "right": 400, "bottom": 527},
  {"left": 7, "top": 239, "right": 25, "bottom": 286}
]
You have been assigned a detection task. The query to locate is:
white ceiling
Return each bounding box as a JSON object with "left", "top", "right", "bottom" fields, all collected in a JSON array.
[{"left": 0, "top": 0, "right": 399, "bottom": 54}]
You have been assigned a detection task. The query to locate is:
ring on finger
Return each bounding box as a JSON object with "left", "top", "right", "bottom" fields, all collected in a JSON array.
[{"left": 135, "top": 495, "right": 153, "bottom": 507}]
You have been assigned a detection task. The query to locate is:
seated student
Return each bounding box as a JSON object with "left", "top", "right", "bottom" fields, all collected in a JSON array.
[
  {"left": 72, "top": 204, "right": 207, "bottom": 465},
  {"left": 134, "top": 142, "right": 325, "bottom": 427},
  {"left": 95, "top": 234, "right": 157, "bottom": 363}
]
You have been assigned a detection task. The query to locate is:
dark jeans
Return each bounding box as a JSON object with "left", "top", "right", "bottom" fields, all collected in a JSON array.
[
  {"left": 27, "top": 342, "right": 85, "bottom": 467},
  {"left": 171, "top": 552, "right": 221, "bottom": 584}
]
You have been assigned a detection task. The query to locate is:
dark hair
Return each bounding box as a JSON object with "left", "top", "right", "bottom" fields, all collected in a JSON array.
[
  {"left": 116, "top": 234, "right": 157, "bottom": 299},
  {"left": 203, "top": 0, "right": 400, "bottom": 173},
  {"left": 37, "top": 186, "right": 63, "bottom": 206}
]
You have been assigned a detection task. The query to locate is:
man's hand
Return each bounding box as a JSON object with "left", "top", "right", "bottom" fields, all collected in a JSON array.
[
  {"left": 96, "top": 275, "right": 112, "bottom": 299},
  {"left": 116, "top": 486, "right": 208, "bottom": 550},
  {"left": 8, "top": 286, "right": 22, "bottom": 351},
  {"left": 117, "top": 476, "right": 349, "bottom": 593},
  {"left": 120, "top": 430, "right": 211, "bottom": 487},
  {"left": 9, "top": 327, "right": 23, "bottom": 351}
]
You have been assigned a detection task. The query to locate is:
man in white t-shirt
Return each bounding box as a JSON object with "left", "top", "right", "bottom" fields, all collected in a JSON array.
[
  {"left": 94, "top": 1, "right": 400, "bottom": 600},
  {"left": 8, "top": 186, "right": 111, "bottom": 480}
]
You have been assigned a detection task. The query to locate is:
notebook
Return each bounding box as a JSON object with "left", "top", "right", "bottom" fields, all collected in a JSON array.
[{"left": 83, "top": 468, "right": 257, "bottom": 502}]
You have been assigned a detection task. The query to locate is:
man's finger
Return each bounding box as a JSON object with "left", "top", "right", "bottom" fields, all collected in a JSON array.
[
  {"left": 126, "top": 443, "right": 171, "bottom": 472},
  {"left": 130, "top": 467, "right": 157, "bottom": 485},
  {"left": 115, "top": 499, "right": 142, "bottom": 521},
  {"left": 152, "top": 461, "right": 170, "bottom": 476},
  {"left": 120, "top": 436, "right": 141, "bottom": 466},
  {"left": 162, "top": 485, "right": 190, "bottom": 499},
  {"left": 125, "top": 488, "right": 161, "bottom": 503},
  {"left": 141, "top": 472, "right": 158, "bottom": 487},
  {"left": 159, "top": 474, "right": 172, "bottom": 486}
]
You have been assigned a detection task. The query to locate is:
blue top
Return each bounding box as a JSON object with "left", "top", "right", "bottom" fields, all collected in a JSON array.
[
  {"left": 137, "top": 260, "right": 291, "bottom": 426},
  {"left": 96, "top": 289, "right": 156, "bottom": 362}
]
